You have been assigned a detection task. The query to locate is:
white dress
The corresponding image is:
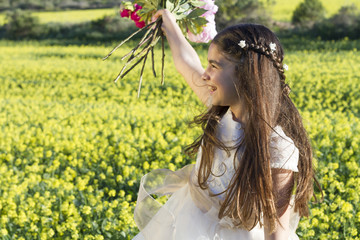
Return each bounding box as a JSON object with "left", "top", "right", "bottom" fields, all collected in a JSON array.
[{"left": 132, "top": 109, "right": 300, "bottom": 240}]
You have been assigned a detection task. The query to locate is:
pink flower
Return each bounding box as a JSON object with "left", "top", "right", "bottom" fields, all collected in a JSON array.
[
  {"left": 120, "top": 9, "right": 131, "bottom": 18},
  {"left": 187, "top": 0, "right": 218, "bottom": 43},
  {"left": 135, "top": 21, "right": 146, "bottom": 28},
  {"left": 120, "top": 3, "right": 145, "bottom": 28},
  {"left": 134, "top": 3, "right": 142, "bottom": 11},
  {"left": 187, "top": 20, "right": 217, "bottom": 43},
  {"left": 200, "top": 0, "right": 218, "bottom": 14},
  {"left": 131, "top": 11, "right": 141, "bottom": 22}
]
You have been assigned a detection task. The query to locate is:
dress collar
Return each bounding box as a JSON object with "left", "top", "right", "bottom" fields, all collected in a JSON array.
[
  {"left": 225, "top": 108, "right": 243, "bottom": 130},
  {"left": 217, "top": 109, "right": 244, "bottom": 143}
]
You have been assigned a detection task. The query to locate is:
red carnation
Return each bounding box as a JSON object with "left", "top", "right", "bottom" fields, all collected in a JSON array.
[
  {"left": 134, "top": 4, "right": 142, "bottom": 11},
  {"left": 135, "top": 21, "right": 146, "bottom": 28},
  {"left": 120, "top": 9, "right": 131, "bottom": 18},
  {"left": 131, "top": 11, "right": 141, "bottom": 22}
]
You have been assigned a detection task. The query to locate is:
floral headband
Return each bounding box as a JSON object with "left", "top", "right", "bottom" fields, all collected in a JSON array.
[{"left": 238, "top": 40, "right": 291, "bottom": 95}]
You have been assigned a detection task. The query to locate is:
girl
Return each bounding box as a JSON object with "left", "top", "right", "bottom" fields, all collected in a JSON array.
[{"left": 132, "top": 9, "right": 316, "bottom": 240}]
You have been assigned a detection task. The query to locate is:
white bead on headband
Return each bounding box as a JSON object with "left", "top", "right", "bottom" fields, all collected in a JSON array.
[
  {"left": 238, "top": 40, "right": 246, "bottom": 48},
  {"left": 269, "top": 42, "right": 276, "bottom": 52}
]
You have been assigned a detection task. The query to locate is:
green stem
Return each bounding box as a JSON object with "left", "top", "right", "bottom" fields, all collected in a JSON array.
[
  {"left": 161, "top": 32, "right": 165, "bottom": 85},
  {"left": 114, "top": 53, "right": 147, "bottom": 83},
  {"left": 124, "top": 20, "right": 162, "bottom": 63},
  {"left": 151, "top": 47, "right": 156, "bottom": 77},
  {"left": 121, "top": 33, "right": 153, "bottom": 61},
  {"left": 137, "top": 48, "right": 151, "bottom": 98},
  {"left": 119, "top": 36, "right": 161, "bottom": 81},
  {"left": 117, "top": 33, "right": 156, "bottom": 80},
  {"left": 122, "top": 21, "right": 158, "bottom": 60},
  {"left": 103, "top": 21, "right": 156, "bottom": 60}
]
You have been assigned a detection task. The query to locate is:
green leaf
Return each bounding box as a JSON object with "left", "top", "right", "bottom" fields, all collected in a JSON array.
[
  {"left": 179, "top": 3, "right": 190, "bottom": 11},
  {"left": 178, "top": 20, "right": 188, "bottom": 35},
  {"left": 186, "top": 8, "right": 207, "bottom": 19},
  {"left": 171, "top": 0, "right": 182, "bottom": 12},
  {"left": 189, "top": 0, "right": 206, "bottom": 7},
  {"left": 135, "top": 0, "right": 158, "bottom": 8},
  {"left": 174, "top": 13, "right": 187, "bottom": 20},
  {"left": 192, "top": 16, "right": 207, "bottom": 26},
  {"left": 184, "top": 16, "right": 207, "bottom": 34},
  {"left": 122, "top": 1, "right": 135, "bottom": 11},
  {"left": 166, "top": 0, "right": 175, "bottom": 11},
  {"left": 187, "top": 21, "right": 198, "bottom": 34}
]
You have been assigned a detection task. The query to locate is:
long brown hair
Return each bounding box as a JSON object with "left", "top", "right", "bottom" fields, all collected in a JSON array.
[{"left": 186, "top": 24, "right": 316, "bottom": 232}]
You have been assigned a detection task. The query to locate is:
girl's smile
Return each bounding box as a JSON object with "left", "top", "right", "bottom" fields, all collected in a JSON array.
[{"left": 207, "top": 85, "right": 217, "bottom": 94}]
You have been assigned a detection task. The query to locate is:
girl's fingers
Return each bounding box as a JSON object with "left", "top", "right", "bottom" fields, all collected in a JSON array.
[
  {"left": 152, "top": 9, "right": 164, "bottom": 21},
  {"left": 151, "top": 9, "right": 176, "bottom": 35}
]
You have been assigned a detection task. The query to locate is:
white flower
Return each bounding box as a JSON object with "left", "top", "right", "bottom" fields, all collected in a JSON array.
[
  {"left": 238, "top": 40, "right": 246, "bottom": 48},
  {"left": 283, "top": 64, "right": 289, "bottom": 71},
  {"left": 269, "top": 42, "right": 276, "bottom": 52}
]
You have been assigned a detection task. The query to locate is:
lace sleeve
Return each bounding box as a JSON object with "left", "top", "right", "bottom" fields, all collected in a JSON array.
[{"left": 269, "top": 126, "right": 299, "bottom": 172}]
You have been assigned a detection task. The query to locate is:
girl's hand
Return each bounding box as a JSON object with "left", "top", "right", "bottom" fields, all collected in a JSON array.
[{"left": 152, "top": 9, "right": 177, "bottom": 36}]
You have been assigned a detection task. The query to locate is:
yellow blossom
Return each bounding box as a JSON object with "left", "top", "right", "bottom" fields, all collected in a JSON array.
[{"left": 82, "top": 206, "right": 92, "bottom": 215}]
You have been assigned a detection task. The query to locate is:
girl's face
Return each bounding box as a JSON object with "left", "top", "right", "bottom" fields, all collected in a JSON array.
[{"left": 202, "top": 44, "right": 241, "bottom": 108}]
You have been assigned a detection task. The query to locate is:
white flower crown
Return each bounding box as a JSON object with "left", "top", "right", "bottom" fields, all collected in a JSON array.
[{"left": 238, "top": 40, "right": 288, "bottom": 71}]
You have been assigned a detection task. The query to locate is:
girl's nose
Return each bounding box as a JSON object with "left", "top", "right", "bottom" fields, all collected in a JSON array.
[{"left": 201, "top": 71, "right": 210, "bottom": 81}]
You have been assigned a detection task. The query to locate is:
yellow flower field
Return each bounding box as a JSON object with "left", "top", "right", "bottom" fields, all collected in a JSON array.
[{"left": 0, "top": 40, "right": 359, "bottom": 239}]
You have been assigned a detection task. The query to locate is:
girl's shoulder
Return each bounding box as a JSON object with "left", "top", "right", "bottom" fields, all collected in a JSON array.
[{"left": 269, "top": 126, "right": 299, "bottom": 172}]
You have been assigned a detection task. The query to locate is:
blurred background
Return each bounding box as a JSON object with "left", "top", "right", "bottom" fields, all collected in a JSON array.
[{"left": 0, "top": 0, "right": 359, "bottom": 42}]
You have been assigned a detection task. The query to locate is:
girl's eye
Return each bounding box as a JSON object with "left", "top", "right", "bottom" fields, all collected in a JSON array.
[{"left": 211, "top": 64, "right": 217, "bottom": 69}]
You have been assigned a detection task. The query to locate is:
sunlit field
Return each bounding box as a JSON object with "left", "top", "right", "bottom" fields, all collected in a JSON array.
[
  {"left": 0, "top": 8, "right": 117, "bottom": 26},
  {"left": 262, "top": 0, "right": 360, "bottom": 22},
  {"left": 0, "top": 39, "right": 359, "bottom": 239}
]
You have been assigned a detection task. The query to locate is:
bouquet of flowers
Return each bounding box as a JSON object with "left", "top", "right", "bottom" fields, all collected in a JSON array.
[{"left": 103, "top": 0, "right": 218, "bottom": 97}]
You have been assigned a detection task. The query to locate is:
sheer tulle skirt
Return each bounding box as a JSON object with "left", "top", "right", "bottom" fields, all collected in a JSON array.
[{"left": 132, "top": 164, "right": 300, "bottom": 240}]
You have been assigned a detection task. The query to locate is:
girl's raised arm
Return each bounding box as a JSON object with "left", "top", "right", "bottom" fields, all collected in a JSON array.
[{"left": 153, "top": 10, "right": 210, "bottom": 104}]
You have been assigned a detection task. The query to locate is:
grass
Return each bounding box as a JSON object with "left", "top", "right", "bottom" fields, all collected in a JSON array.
[
  {"left": 0, "top": 8, "right": 117, "bottom": 26},
  {"left": 262, "top": 0, "right": 360, "bottom": 22}
]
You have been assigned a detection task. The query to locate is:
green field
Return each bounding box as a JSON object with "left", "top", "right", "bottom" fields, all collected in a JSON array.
[
  {"left": 0, "top": 8, "right": 117, "bottom": 26},
  {"left": 263, "top": 0, "right": 360, "bottom": 22},
  {"left": 0, "top": 39, "right": 359, "bottom": 239}
]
